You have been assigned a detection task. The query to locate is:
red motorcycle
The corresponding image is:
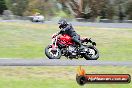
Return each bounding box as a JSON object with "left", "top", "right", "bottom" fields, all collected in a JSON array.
[{"left": 45, "top": 33, "right": 99, "bottom": 60}]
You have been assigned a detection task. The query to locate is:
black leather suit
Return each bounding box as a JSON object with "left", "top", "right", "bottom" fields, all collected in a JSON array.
[{"left": 58, "top": 24, "right": 82, "bottom": 46}]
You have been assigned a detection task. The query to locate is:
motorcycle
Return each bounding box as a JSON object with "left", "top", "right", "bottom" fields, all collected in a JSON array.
[{"left": 45, "top": 33, "right": 99, "bottom": 60}]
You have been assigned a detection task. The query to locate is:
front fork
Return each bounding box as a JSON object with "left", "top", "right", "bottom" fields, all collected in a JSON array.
[{"left": 51, "top": 36, "right": 58, "bottom": 50}]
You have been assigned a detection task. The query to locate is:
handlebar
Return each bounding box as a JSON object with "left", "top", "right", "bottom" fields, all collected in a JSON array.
[{"left": 84, "top": 38, "right": 96, "bottom": 46}]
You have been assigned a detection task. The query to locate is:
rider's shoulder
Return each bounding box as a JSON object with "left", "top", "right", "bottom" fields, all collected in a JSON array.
[
  {"left": 68, "top": 23, "right": 72, "bottom": 26},
  {"left": 67, "top": 23, "right": 73, "bottom": 28}
]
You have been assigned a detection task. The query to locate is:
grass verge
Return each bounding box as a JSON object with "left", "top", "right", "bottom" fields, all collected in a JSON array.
[{"left": 0, "top": 66, "right": 131, "bottom": 88}]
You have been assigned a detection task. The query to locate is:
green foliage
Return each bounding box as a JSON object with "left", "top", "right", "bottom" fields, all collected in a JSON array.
[
  {"left": 106, "top": 5, "right": 115, "bottom": 19},
  {"left": 0, "top": 0, "right": 7, "bottom": 14},
  {"left": 56, "top": 11, "right": 69, "bottom": 18},
  {"left": 5, "top": 0, "right": 28, "bottom": 16},
  {"left": 3, "top": 0, "right": 132, "bottom": 20},
  {"left": 23, "top": 0, "right": 60, "bottom": 20},
  {"left": 126, "top": 1, "right": 132, "bottom": 20}
]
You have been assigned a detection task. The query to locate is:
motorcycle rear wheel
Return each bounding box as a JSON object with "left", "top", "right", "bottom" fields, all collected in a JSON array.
[
  {"left": 83, "top": 45, "right": 99, "bottom": 60},
  {"left": 45, "top": 45, "right": 61, "bottom": 59}
]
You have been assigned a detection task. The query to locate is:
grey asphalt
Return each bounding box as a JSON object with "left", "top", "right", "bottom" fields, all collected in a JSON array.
[
  {"left": 45, "top": 21, "right": 132, "bottom": 29},
  {"left": 0, "top": 20, "right": 132, "bottom": 28},
  {"left": 0, "top": 59, "right": 132, "bottom": 66},
  {"left": 70, "top": 22, "right": 132, "bottom": 29}
]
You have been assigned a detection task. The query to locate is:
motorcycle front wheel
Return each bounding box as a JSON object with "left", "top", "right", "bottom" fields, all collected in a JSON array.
[
  {"left": 83, "top": 45, "right": 99, "bottom": 60},
  {"left": 45, "top": 45, "right": 61, "bottom": 59}
]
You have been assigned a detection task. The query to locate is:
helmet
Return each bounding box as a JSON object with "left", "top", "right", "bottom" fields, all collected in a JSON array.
[{"left": 58, "top": 19, "right": 68, "bottom": 29}]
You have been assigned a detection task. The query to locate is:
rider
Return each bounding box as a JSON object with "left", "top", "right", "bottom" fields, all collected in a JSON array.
[{"left": 57, "top": 19, "right": 85, "bottom": 50}]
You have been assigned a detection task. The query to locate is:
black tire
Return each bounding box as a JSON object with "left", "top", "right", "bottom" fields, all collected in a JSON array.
[
  {"left": 76, "top": 75, "right": 86, "bottom": 86},
  {"left": 83, "top": 45, "right": 99, "bottom": 60},
  {"left": 45, "top": 45, "right": 61, "bottom": 59}
]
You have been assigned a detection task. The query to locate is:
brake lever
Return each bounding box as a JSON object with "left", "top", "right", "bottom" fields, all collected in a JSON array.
[{"left": 88, "top": 38, "right": 92, "bottom": 43}]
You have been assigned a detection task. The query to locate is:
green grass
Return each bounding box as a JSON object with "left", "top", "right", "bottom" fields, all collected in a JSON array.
[
  {"left": 0, "top": 22, "right": 132, "bottom": 60},
  {"left": 0, "top": 66, "right": 131, "bottom": 88}
]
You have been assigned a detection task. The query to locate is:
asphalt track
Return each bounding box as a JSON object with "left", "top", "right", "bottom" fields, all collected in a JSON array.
[
  {"left": 0, "top": 59, "right": 132, "bottom": 66},
  {"left": 0, "top": 20, "right": 132, "bottom": 28}
]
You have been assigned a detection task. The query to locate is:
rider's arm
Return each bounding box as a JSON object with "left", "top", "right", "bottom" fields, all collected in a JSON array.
[{"left": 58, "top": 26, "right": 69, "bottom": 35}]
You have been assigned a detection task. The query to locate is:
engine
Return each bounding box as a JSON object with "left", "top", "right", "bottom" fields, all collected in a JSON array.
[{"left": 67, "top": 46, "right": 77, "bottom": 57}]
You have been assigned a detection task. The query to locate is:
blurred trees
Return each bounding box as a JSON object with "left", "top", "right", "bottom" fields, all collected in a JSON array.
[
  {"left": 0, "top": 0, "right": 7, "bottom": 14},
  {"left": 2, "top": 0, "right": 132, "bottom": 20},
  {"left": 58, "top": 0, "right": 115, "bottom": 20},
  {"left": 5, "top": 0, "right": 58, "bottom": 18},
  {"left": 87, "top": 0, "right": 109, "bottom": 20},
  {"left": 58, "top": 0, "right": 84, "bottom": 18},
  {"left": 5, "top": 0, "right": 28, "bottom": 16},
  {"left": 126, "top": 1, "right": 132, "bottom": 20},
  {"left": 24, "top": 0, "right": 58, "bottom": 18}
]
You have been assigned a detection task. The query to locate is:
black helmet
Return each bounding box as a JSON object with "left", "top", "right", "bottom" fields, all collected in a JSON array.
[{"left": 58, "top": 19, "right": 68, "bottom": 29}]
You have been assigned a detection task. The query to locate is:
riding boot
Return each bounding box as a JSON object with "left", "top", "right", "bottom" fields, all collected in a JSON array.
[{"left": 72, "top": 37, "right": 85, "bottom": 51}]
